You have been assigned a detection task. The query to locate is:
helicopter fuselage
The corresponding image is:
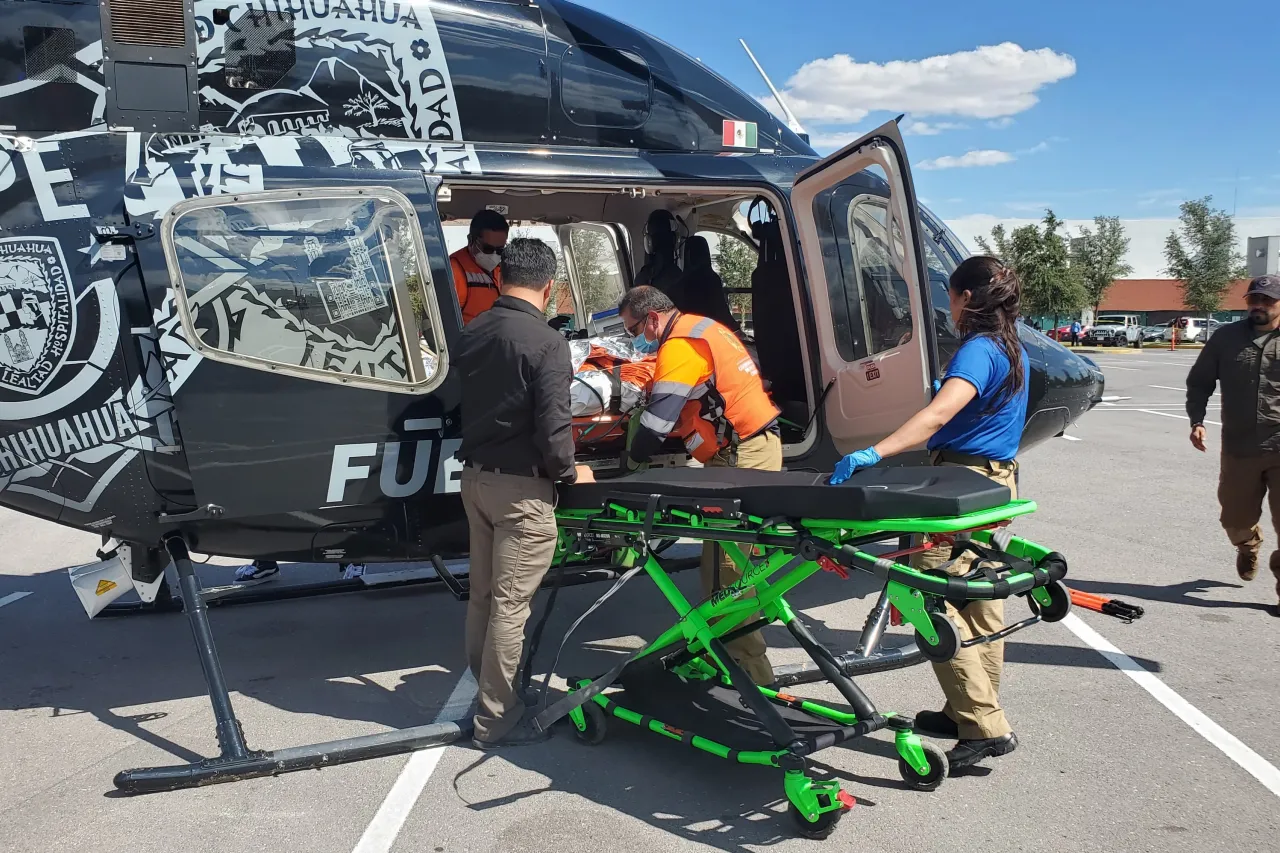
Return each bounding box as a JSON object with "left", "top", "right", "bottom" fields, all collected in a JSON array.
[{"left": 0, "top": 0, "right": 1103, "bottom": 569}]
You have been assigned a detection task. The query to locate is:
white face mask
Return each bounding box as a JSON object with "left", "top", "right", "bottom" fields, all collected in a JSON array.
[{"left": 473, "top": 249, "right": 501, "bottom": 273}]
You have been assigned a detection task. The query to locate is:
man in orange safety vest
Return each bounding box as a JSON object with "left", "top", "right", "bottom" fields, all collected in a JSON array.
[
  {"left": 618, "top": 285, "right": 781, "bottom": 686},
  {"left": 451, "top": 209, "right": 509, "bottom": 325}
]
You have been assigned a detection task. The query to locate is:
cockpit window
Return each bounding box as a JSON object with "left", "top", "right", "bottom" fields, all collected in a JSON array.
[{"left": 164, "top": 188, "right": 446, "bottom": 392}]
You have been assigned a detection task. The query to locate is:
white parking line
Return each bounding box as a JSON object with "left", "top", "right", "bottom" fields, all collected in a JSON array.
[
  {"left": 1095, "top": 365, "right": 1140, "bottom": 371},
  {"left": 1060, "top": 435, "right": 1082, "bottom": 442},
  {"left": 352, "top": 671, "right": 479, "bottom": 853},
  {"left": 0, "top": 591, "right": 32, "bottom": 609},
  {"left": 1138, "top": 409, "right": 1222, "bottom": 426},
  {"left": 1063, "top": 614, "right": 1280, "bottom": 798},
  {"left": 1149, "top": 385, "right": 1199, "bottom": 393}
]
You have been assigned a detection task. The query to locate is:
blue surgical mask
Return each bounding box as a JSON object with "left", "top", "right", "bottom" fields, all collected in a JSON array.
[{"left": 631, "top": 332, "right": 659, "bottom": 355}]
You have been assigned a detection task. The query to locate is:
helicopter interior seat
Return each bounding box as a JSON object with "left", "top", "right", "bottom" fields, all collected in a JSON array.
[
  {"left": 675, "top": 236, "right": 739, "bottom": 333},
  {"left": 749, "top": 214, "right": 808, "bottom": 437}
]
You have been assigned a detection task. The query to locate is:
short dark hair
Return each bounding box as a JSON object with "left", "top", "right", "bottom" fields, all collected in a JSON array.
[
  {"left": 469, "top": 208, "right": 509, "bottom": 238},
  {"left": 618, "top": 285, "right": 674, "bottom": 318},
  {"left": 500, "top": 238, "right": 557, "bottom": 289}
]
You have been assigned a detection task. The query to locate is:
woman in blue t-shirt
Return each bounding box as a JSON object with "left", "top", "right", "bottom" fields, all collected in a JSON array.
[{"left": 829, "top": 255, "right": 1029, "bottom": 773}]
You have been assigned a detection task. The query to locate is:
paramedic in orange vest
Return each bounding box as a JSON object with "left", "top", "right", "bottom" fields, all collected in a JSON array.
[
  {"left": 618, "top": 285, "right": 781, "bottom": 686},
  {"left": 451, "top": 209, "right": 509, "bottom": 324}
]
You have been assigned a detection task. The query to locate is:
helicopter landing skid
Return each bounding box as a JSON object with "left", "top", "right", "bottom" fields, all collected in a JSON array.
[{"left": 112, "top": 535, "right": 469, "bottom": 794}]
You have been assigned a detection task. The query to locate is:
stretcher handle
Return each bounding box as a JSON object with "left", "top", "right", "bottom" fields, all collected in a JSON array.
[{"left": 835, "top": 543, "right": 1068, "bottom": 601}]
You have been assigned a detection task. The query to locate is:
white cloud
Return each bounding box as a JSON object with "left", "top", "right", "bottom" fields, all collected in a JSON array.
[
  {"left": 1136, "top": 188, "right": 1185, "bottom": 208},
  {"left": 902, "top": 118, "right": 967, "bottom": 136},
  {"left": 1020, "top": 141, "right": 1051, "bottom": 154},
  {"left": 1004, "top": 201, "right": 1053, "bottom": 212},
  {"left": 806, "top": 129, "right": 867, "bottom": 153},
  {"left": 944, "top": 214, "right": 1280, "bottom": 278},
  {"left": 774, "top": 42, "right": 1076, "bottom": 125},
  {"left": 988, "top": 117, "right": 1016, "bottom": 129},
  {"left": 917, "top": 149, "right": 1015, "bottom": 170}
]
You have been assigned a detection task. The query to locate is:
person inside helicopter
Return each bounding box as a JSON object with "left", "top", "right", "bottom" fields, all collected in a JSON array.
[{"left": 633, "top": 209, "right": 685, "bottom": 305}]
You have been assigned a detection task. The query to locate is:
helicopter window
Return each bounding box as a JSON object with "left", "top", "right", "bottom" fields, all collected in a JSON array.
[
  {"left": 166, "top": 189, "right": 445, "bottom": 391},
  {"left": 223, "top": 9, "right": 296, "bottom": 91},
  {"left": 566, "top": 224, "right": 627, "bottom": 323},
  {"left": 814, "top": 188, "right": 915, "bottom": 363},
  {"left": 560, "top": 45, "right": 653, "bottom": 129}
]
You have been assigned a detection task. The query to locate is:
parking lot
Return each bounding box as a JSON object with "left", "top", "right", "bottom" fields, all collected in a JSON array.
[{"left": 3, "top": 346, "right": 1279, "bottom": 853}]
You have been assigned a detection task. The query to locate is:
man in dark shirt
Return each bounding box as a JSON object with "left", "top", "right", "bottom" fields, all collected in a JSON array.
[
  {"left": 1186, "top": 274, "right": 1280, "bottom": 616},
  {"left": 456, "top": 237, "right": 594, "bottom": 747}
]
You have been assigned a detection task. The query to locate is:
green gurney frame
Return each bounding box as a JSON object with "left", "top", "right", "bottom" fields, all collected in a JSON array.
[{"left": 536, "top": 489, "right": 1071, "bottom": 840}]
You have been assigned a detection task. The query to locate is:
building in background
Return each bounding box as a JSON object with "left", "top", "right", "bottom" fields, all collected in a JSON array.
[{"left": 1097, "top": 279, "right": 1250, "bottom": 325}]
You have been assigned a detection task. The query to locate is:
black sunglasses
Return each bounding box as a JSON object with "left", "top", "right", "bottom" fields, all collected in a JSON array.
[
  {"left": 624, "top": 314, "right": 648, "bottom": 337},
  {"left": 473, "top": 239, "right": 505, "bottom": 255}
]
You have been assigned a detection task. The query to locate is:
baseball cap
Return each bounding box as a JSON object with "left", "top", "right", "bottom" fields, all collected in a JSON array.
[{"left": 1246, "top": 274, "right": 1280, "bottom": 300}]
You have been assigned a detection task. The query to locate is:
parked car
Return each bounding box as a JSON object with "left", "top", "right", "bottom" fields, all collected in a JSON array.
[
  {"left": 1085, "top": 318, "right": 1136, "bottom": 345},
  {"left": 1164, "top": 317, "right": 1212, "bottom": 343},
  {"left": 1046, "top": 324, "right": 1089, "bottom": 342}
]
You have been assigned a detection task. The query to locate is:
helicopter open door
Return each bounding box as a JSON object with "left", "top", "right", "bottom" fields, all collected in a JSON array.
[
  {"left": 789, "top": 121, "right": 938, "bottom": 455},
  {"left": 127, "top": 168, "right": 459, "bottom": 531}
]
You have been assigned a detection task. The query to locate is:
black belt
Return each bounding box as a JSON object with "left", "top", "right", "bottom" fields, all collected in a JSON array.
[{"left": 464, "top": 460, "right": 544, "bottom": 478}]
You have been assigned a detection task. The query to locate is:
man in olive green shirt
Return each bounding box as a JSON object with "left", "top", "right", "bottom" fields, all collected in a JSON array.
[{"left": 1186, "top": 274, "right": 1280, "bottom": 616}]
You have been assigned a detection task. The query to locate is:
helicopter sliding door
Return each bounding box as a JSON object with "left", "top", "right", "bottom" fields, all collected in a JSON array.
[
  {"left": 133, "top": 167, "right": 460, "bottom": 533},
  {"left": 789, "top": 121, "right": 937, "bottom": 456}
]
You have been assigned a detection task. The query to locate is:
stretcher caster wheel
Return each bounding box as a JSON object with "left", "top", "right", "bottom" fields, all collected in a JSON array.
[
  {"left": 914, "top": 612, "right": 961, "bottom": 662},
  {"left": 788, "top": 803, "right": 843, "bottom": 840},
  {"left": 898, "top": 741, "right": 949, "bottom": 791},
  {"left": 574, "top": 700, "right": 608, "bottom": 745},
  {"left": 1036, "top": 580, "right": 1072, "bottom": 623}
]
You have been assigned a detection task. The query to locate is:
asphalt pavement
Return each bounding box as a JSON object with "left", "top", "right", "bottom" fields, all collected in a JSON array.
[{"left": 2, "top": 344, "right": 1279, "bottom": 853}]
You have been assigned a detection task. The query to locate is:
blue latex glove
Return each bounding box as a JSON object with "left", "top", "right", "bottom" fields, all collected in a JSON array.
[
  {"left": 933, "top": 378, "right": 942, "bottom": 394},
  {"left": 829, "top": 447, "right": 882, "bottom": 485}
]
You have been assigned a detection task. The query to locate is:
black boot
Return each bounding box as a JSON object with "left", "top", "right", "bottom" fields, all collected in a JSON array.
[{"left": 947, "top": 732, "right": 1018, "bottom": 772}]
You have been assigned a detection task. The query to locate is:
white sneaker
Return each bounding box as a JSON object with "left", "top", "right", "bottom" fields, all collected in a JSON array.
[
  {"left": 341, "top": 563, "right": 366, "bottom": 580},
  {"left": 234, "top": 561, "right": 280, "bottom": 583}
]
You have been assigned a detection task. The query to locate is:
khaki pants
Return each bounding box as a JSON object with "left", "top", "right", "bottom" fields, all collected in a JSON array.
[
  {"left": 460, "top": 467, "right": 559, "bottom": 742},
  {"left": 701, "top": 431, "right": 782, "bottom": 686},
  {"left": 1219, "top": 451, "right": 1280, "bottom": 597},
  {"left": 913, "top": 452, "right": 1018, "bottom": 740}
]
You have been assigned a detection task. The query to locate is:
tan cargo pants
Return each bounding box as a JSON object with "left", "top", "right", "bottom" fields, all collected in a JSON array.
[
  {"left": 913, "top": 451, "right": 1018, "bottom": 741},
  {"left": 460, "top": 466, "right": 559, "bottom": 742},
  {"left": 1219, "top": 451, "right": 1280, "bottom": 597},
  {"left": 701, "top": 430, "right": 782, "bottom": 686}
]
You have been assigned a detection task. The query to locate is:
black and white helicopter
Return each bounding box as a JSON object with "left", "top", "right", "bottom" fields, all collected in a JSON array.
[{"left": 0, "top": 0, "right": 1103, "bottom": 790}]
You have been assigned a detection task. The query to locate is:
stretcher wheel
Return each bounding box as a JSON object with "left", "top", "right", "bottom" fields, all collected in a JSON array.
[
  {"left": 1037, "top": 580, "right": 1072, "bottom": 623},
  {"left": 898, "top": 741, "right": 949, "bottom": 791},
  {"left": 788, "top": 803, "right": 843, "bottom": 840},
  {"left": 575, "top": 700, "right": 608, "bottom": 745},
  {"left": 915, "top": 613, "right": 961, "bottom": 663}
]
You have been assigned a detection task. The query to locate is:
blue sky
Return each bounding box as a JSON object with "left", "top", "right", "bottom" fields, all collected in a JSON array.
[{"left": 581, "top": 0, "right": 1280, "bottom": 276}]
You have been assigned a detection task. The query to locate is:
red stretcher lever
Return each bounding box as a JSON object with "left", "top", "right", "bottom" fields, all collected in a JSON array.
[
  {"left": 1066, "top": 586, "right": 1144, "bottom": 622},
  {"left": 816, "top": 555, "right": 848, "bottom": 580}
]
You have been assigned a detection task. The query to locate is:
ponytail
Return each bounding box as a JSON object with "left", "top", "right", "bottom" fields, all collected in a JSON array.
[{"left": 949, "top": 255, "right": 1025, "bottom": 415}]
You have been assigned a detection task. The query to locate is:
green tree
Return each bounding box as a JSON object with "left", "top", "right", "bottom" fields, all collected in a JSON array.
[
  {"left": 977, "top": 209, "right": 1086, "bottom": 327},
  {"left": 1071, "top": 216, "right": 1133, "bottom": 317},
  {"left": 1163, "top": 196, "right": 1246, "bottom": 319},
  {"left": 569, "top": 228, "right": 623, "bottom": 315},
  {"left": 712, "top": 233, "right": 757, "bottom": 317}
]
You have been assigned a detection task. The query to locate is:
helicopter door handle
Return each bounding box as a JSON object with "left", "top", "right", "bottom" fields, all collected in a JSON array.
[{"left": 157, "top": 503, "right": 226, "bottom": 522}]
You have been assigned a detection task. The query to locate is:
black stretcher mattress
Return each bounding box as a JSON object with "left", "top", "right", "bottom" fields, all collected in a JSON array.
[{"left": 557, "top": 466, "right": 1012, "bottom": 521}]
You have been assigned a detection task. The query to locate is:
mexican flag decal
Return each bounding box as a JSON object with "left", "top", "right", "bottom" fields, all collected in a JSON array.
[{"left": 722, "top": 120, "right": 758, "bottom": 149}]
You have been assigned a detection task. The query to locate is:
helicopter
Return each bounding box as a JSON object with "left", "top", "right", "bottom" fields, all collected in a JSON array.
[{"left": 0, "top": 0, "right": 1104, "bottom": 790}]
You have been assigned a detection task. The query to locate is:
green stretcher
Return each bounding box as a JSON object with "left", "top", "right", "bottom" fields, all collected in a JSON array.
[{"left": 528, "top": 465, "right": 1071, "bottom": 840}]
